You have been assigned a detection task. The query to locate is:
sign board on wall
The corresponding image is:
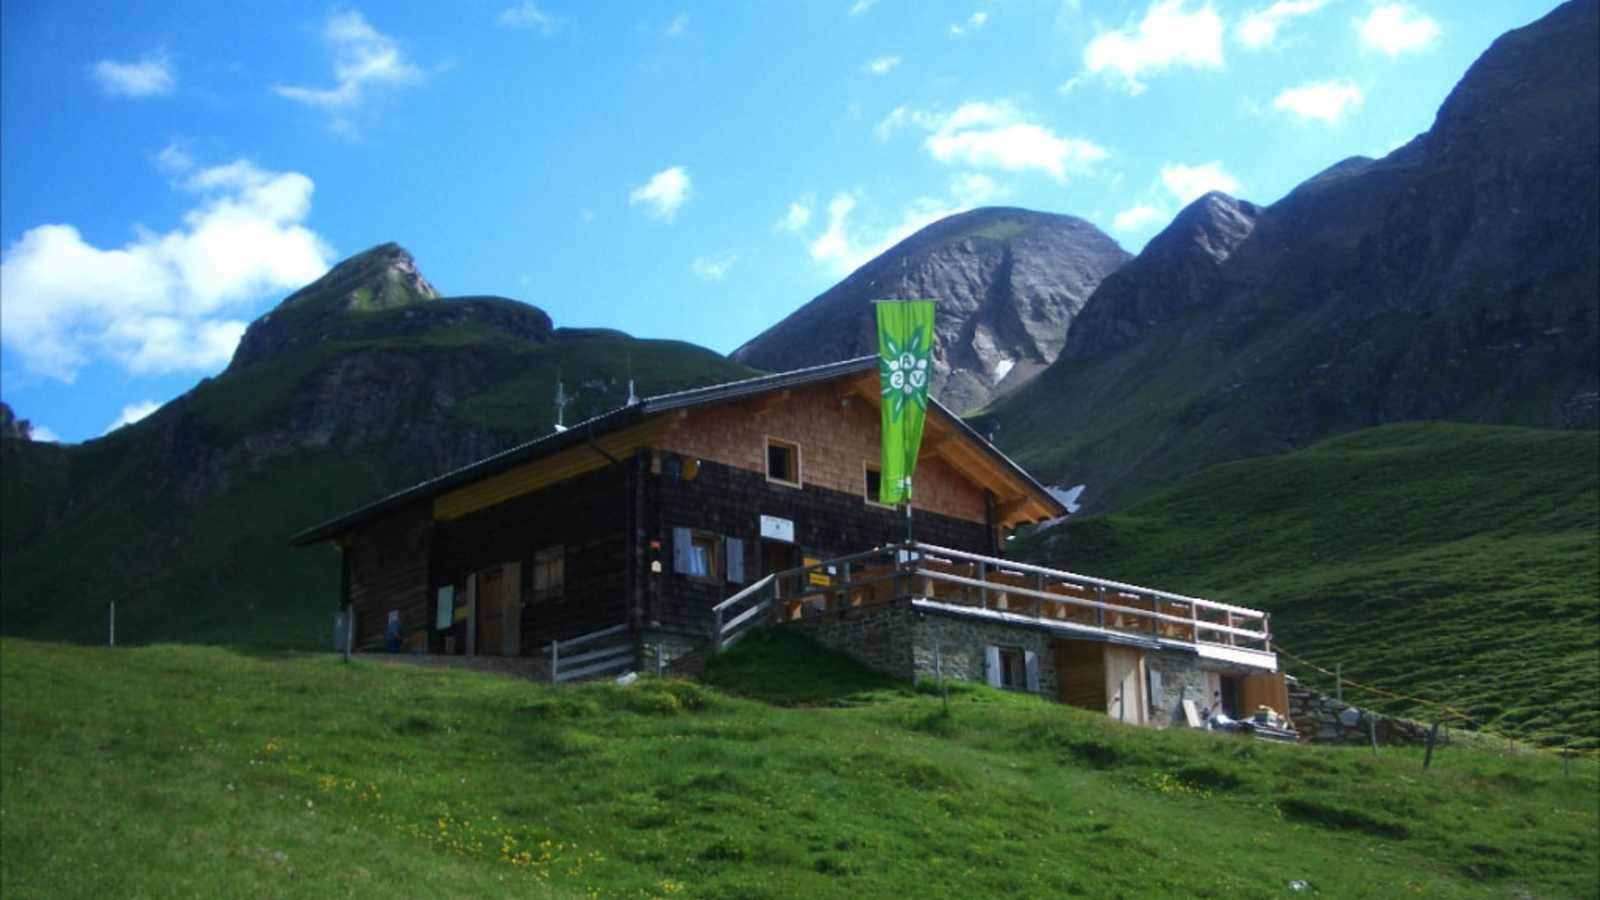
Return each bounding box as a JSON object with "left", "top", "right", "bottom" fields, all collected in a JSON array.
[{"left": 759, "top": 514, "right": 795, "bottom": 543}]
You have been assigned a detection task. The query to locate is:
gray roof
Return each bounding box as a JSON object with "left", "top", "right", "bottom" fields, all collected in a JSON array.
[{"left": 290, "top": 356, "right": 1065, "bottom": 546}]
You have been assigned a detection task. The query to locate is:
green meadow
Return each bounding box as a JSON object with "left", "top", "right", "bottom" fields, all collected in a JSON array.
[
  {"left": 1021, "top": 422, "right": 1600, "bottom": 748},
  {"left": 3, "top": 633, "right": 1596, "bottom": 899}
]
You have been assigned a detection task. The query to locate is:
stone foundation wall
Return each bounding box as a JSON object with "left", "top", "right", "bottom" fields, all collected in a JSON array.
[
  {"left": 1145, "top": 650, "right": 1209, "bottom": 727},
  {"left": 912, "top": 612, "right": 1059, "bottom": 701},
  {"left": 783, "top": 601, "right": 918, "bottom": 680},
  {"left": 1288, "top": 679, "right": 1449, "bottom": 746}
]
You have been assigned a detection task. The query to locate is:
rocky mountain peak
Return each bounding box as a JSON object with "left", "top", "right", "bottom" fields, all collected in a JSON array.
[
  {"left": 1060, "top": 192, "right": 1259, "bottom": 361},
  {"left": 226, "top": 243, "right": 555, "bottom": 372},
  {"left": 732, "top": 206, "right": 1130, "bottom": 412}
]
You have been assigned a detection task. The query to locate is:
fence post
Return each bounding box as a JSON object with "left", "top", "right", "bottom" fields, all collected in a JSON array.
[
  {"left": 712, "top": 607, "right": 724, "bottom": 654},
  {"left": 1336, "top": 663, "right": 1343, "bottom": 703},
  {"left": 1368, "top": 716, "right": 1379, "bottom": 757},
  {"left": 978, "top": 561, "right": 988, "bottom": 609},
  {"left": 342, "top": 604, "right": 352, "bottom": 664},
  {"left": 1423, "top": 721, "right": 1440, "bottom": 770},
  {"left": 108, "top": 601, "right": 115, "bottom": 648},
  {"left": 549, "top": 639, "right": 559, "bottom": 684}
]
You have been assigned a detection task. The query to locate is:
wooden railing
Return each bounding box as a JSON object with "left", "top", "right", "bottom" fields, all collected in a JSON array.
[
  {"left": 549, "top": 622, "right": 633, "bottom": 683},
  {"left": 709, "top": 542, "right": 1272, "bottom": 657}
]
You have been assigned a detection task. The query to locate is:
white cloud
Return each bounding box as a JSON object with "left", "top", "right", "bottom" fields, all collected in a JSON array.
[
  {"left": 916, "top": 101, "right": 1107, "bottom": 180},
  {"left": 776, "top": 200, "right": 813, "bottom": 233},
  {"left": 863, "top": 55, "right": 902, "bottom": 75},
  {"left": 273, "top": 11, "right": 421, "bottom": 109},
  {"left": 104, "top": 400, "right": 161, "bottom": 434},
  {"left": 156, "top": 142, "right": 195, "bottom": 174},
  {"left": 875, "top": 106, "right": 911, "bottom": 141},
  {"left": 1273, "top": 78, "right": 1364, "bottom": 123},
  {"left": 1083, "top": 0, "right": 1224, "bottom": 94},
  {"left": 90, "top": 53, "right": 175, "bottom": 98},
  {"left": 849, "top": 0, "right": 878, "bottom": 15},
  {"left": 802, "top": 178, "right": 1009, "bottom": 277},
  {"left": 949, "top": 11, "right": 989, "bottom": 37},
  {"left": 691, "top": 253, "right": 737, "bottom": 281},
  {"left": 1161, "top": 160, "right": 1240, "bottom": 203},
  {"left": 1235, "top": 0, "right": 1331, "bottom": 50},
  {"left": 1358, "top": 4, "right": 1440, "bottom": 55},
  {"left": 947, "top": 172, "right": 1009, "bottom": 206},
  {"left": 498, "top": 2, "right": 556, "bottom": 33},
  {"left": 30, "top": 425, "right": 62, "bottom": 443},
  {"left": 666, "top": 12, "right": 689, "bottom": 37},
  {"left": 628, "top": 166, "right": 692, "bottom": 222},
  {"left": 1113, "top": 204, "right": 1166, "bottom": 231},
  {"left": 0, "top": 158, "right": 333, "bottom": 382}
]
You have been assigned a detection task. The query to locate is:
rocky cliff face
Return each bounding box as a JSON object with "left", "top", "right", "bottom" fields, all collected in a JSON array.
[
  {"left": 732, "top": 207, "right": 1130, "bottom": 413},
  {"left": 985, "top": 0, "right": 1599, "bottom": 510}
]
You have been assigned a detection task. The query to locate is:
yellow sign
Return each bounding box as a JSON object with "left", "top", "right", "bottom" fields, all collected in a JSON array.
[{"left": 805, "top": 556, "right": 831, "bottom": 587}]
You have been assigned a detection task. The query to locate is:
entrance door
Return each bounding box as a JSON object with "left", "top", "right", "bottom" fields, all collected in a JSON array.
[
  {"left": 760, "top": 539, "right": 798, "bottom": 577},
  {"left": 476, "top": 566, "right": 504, "bottom": 656}
]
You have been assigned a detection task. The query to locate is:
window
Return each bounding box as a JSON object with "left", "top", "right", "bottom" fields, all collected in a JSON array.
[
  {"left": 985, "top": 645, "right": 1040, "bottom": 693},
  {"left": 766, "top": 437, "right": 801, "bottom": 486},
  {"left": 672, "top": 527, "right": 746, "bottom": 584},
  {"left": 532, "top": 545, "right": 564, "bottom": 602},
  {"left": 864, "top": 463, "right": 889, "bottom": 507}
]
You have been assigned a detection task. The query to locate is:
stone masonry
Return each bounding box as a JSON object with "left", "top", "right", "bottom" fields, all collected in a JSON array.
[{"left": 1287, "top": 677, "right": 1450, "bottom": 747}]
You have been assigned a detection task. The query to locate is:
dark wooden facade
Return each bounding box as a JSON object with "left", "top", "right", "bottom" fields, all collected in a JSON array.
[{"left": 308, "top": 361, "right": 1064, "bottom": 661}]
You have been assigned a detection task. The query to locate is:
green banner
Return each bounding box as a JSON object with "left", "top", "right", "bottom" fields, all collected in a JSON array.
[{"left": 876, "top": 300, "right": 935, "bottom": 506}]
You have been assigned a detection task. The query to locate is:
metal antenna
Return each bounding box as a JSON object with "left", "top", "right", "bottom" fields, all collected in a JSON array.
[{"left": 554, "top": 365, "right": 570, "bottom": 432}]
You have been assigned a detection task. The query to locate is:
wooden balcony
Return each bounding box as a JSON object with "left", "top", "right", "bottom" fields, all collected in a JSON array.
[{"left": 712, "top": 541, "right": 1276, "bottom": 671}]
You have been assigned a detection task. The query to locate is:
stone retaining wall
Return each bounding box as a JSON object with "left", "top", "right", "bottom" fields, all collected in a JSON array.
[{"left": 1288, "top": 679, "right": 1448, "bottom": 746}]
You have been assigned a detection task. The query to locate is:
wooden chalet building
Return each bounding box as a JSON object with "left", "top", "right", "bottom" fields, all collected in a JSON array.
[{"left": 294, "top": 357, "right": 1290, "bottom": 728}]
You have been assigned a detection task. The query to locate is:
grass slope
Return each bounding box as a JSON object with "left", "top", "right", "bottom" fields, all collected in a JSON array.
[
  {"left": 2, "top": 634, "right": 1595, "bottom": 898},
  {"left": 1018, "top": 422, "right": 1600, "bottom": 748},
  {"left": 0, "top": 325, "right": 753, "bottom": 651}
]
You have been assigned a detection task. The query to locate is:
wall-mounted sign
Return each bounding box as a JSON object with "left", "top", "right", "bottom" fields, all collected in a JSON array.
[{"left": 759, "top": 514, "right": 795, "bottom": 543}]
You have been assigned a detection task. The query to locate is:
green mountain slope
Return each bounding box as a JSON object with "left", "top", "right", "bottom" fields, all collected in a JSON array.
[
  {"left": 1016, "top": 422, "right": 1600, "bottom": 748},
  {"left": 3, "top": 636, "right": 1595, "bottom": 898},
  {"left": 0, "top": 245, "right": 754, "bottom": 650}
]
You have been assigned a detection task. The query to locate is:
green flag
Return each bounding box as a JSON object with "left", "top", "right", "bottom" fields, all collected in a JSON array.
[{"left": 876, "top": 300, "right": 935, "bottom": 506}]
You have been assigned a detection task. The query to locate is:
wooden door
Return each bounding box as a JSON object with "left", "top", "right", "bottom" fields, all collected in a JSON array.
[
  {"left": 501, "top": 562, "right": 522, "bottom": 657},
  {"left": 477, "top": 566, "right": 504, "bottom": 656},
  {"left": 1104, "top": 645, "right": 1147, "bottom": 725}
]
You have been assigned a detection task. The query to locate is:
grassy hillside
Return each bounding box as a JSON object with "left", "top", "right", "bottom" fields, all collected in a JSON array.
[
  {"left": 2, "top": 635, "right": 1595, "bottom": 898},
  {"left": 1017, "top": 422, "right": 1600, "bottom": 748},
  {"left": 0, "top": 326, "right": 754, "bottom": 651}
]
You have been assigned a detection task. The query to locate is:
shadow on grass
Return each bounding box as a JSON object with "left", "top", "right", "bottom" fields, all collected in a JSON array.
[{"left": 701, "top": 628, "right": 910, "bottom": 707}]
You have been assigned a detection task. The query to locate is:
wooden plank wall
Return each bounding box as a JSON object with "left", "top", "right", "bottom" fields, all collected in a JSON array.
[
  {"left": 650, "top": 454, "right": 993, "bottom": 636},
  {"left": 344, "top": 504, "right": 432, "bottom": 651},
  {"left": 433, "top": 461, "right": 632, "bottom": 651},
  {"left": 1054, "top": 640, "right": 1108, "bottom": 713}
]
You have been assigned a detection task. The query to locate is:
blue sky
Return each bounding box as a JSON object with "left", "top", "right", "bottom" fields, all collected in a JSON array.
[{"left": 0, "top": 0, "right": 1561, "bottom": 443}]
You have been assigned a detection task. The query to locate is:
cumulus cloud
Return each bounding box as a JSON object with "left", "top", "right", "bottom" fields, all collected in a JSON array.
[
  {"left": 849, "top": 0, "right": 878, "bottom": 15},
  {"left": 104, "top": 400, "right": 162, "bottom": 434},
  {"left": 1161, "top": 160, "right": 1240, "bottom": 203},
  {"left": 0, "top": 158, "right": 333, "bottom": 382},
  {"left": 863, "top": 55, "right": 902, "bottom": 75},
  {"left": 949, "top": 11, "right": 989, "bottom": 37},
  {"left": 273, "top": 11, "right": 421, "bottom": 109},
  {"left": 498, "top": 2, "right": 557, "bottom": 32},
  {"left": 90, "top": 52, "right": 175, "bottom": 98},
  {"left": 1358, "top": 3, "right": 1440, "bottom": 55},
  {"left": 1113, "top": 204, "right": 1166, "bottom": 231},
  {"left": 629, "top": 166, "right": 692, "bottom": 222},
  {"left": 1273, "top": 78, "right": 1364, "bottom": 123},
  {"left": 1235, "top": 0, "right": 1331, "bottom": 50},
  {"left": 884, "top": 101, "right": 1107, "bottom": 181},
  {"left": 801, "top": 174, "right": 1011, "bottom": 278},
  {"left": 776, "top": 200, "right": 813, "bottom": 233},
  {"left": 1083, "top": 0, "right": 1224, "bottom": 94},
  {"left": 666, "top": 13, "right": 689, "bottom": 37},
  {"left": 691, "top": 253, "right": 737, "bottom": 281}
]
